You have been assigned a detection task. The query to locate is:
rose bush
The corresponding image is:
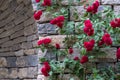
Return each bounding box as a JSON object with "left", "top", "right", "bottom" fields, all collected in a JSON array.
[{"left": 35, "top": 0, "right": 120, "bottom": 80}]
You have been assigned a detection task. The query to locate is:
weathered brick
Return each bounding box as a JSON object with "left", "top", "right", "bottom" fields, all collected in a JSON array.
[
  {"left": 27, "top": 34, "right": 38, "bottom": 41},
  {"left": 24, "top": 49, "right": 35, "bottom": 55},
  {"left": 0, "top": 28, "right": 4, "bottom": 34},
  {"left": 0, "top": 68, "right": 8, "bottom": 78},
  {"left": 24, "top": 26, "right": 35, "bottom": 36},
  {"left": 24, "top": 17, "right": 35, "bottom": 27},
  {"left": 8, "top": 68, "right": 18, "bottom": 78},
  {"left": 21, "top": 42, "right": 33, "bottom": 49},
  {"left": 0, "top": 37, "right": 9, "bottom": 44},
  {"left": 7, "top": 57, "right": 17, "bottom": 67},
  {"left": 0, "top": 52, "right": 15, "bottom": 57},
  {"left": 114, "top": 6, "right": 120, "bottom": 16},
  {"left": 10, "top": 29, "right": 24, "bottom": 39},
  {"left": 0, "top": 57, "right": 7, "bottom": 67},
  {"left": 70, "top": 6, "right": 85, "bottom": 21},
  {"left": 101, "top": 0, "right": 120, "bottom": 4},
  {"left": 14, "top": 15, "right": 27, "bottom": 25},
  {"left": 15, "top": 3, "right": 24, "bottom": 12},
  {"left": 4, "top": 22, "right": 15, "bottom": 30},
  {"left": 38, "top": 23, "right": 57, "bottom": 34},
  {"left": 1, "top": 41, "right": 14, "bottom": 48},
  {"left": 13, "top": 36, "right": 27, "bottom": 44},
  {"left": 15, "top": 50, "right": 24, "bottom": 56}
]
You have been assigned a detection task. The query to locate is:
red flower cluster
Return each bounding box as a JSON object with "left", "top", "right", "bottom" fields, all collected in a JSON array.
[
  {"left": 86, "top": 0, "right": 100, "bottom": 14},
  {"left": 35, "top": 0, "right": 40, "bottom": 3},
  {"left": 116, "top": 48, "right": 120, "bottom": 59},
  {"left": 34, "top": 10, "right": 42, "bottom": 20},
  {"left": 73, "top": 56, "right": 79, "bottom": 61},
  {"left": 41, "top": 62, "right": 51, "bottom": 76},
  {"left": 68, "top": 48, "right": 74, "bottom": 54},
  {"left": 37, "top": 38, "right": 51, "bottom": 45},
  {"left": 83, "top": 20, "right": 94, "bottom": 36},
  {"left": 42, "top": 0, "right": 51, "bottom": 6},
  {"left": 102, "top": 33, "right": 112, "bottom": 45},
  {"left": 80, "top": 55, "right": 88, "bottom": 64},
  {"left": 84, "top": 39, "right": 95, "bottom": 51},
  {"left": 50, "top": 16, "right": 65, "bottom": 28},
  {"left": 110, "top": 18, "right": 120, "bottom": 28},
  {"left": 55, "top": 43, "right": 60, "bottom": 49}
]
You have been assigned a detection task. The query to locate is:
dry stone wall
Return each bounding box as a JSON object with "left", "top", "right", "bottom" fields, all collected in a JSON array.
[
  {"left": 0, "top": 0, "right": 39, "bottom": 80},
  {"left": 0, "top": 0, "right": 120, "bottom": 80},
  {"left": 33, "top": 0, "right": 120, "bottom": 80}
]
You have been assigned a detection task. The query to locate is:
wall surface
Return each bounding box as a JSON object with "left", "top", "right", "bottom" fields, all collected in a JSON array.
[
  {"left": 0, "top": 0, "right": 39, "bottom": 80},
  {"left": 0, "top": 0, "right": 120, "bottom": 80}
]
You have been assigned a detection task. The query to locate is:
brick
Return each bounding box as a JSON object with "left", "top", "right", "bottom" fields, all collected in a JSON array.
[
  {"left": 11, "top": 44, "right": 21, "bottom": 51},
  {"left": 7, "top": 57, "right": 17, "bottom": 67},
  {"left": 18, "top": 68, "right": 28, "bottom": 78},
  {"left": 21, "top": 42, "right": 33, "bottom": 49},
  {"left": 10, "top": 29, "right": 24, "bottom": 39},
  {"left": 0, "top": 57, "right": 7, "bottom": 67},
  {"left": 61, "top": 0, "right": 83, "bottom": 6},
  {"left": 0, "top": 37, "right": 9, "bottom": 44},
  {"left": 0, "top": 0, "right": 9, "bottom": 11},
  {"left": 0, "top": 29, "right": 15, "bottom": 38},
  {"left": 27, "top": 34, "right": 38, "bottom": 41},
  {"left": 37, "top": 75, "right": 47, "bottom": 80},
  {"left": 1, "top": 41, "right": 14, "bottom": 48},
  {"left": 32, "top": 40, "right": 38, "bottom": 47},
  {"left": 38, "top": 23, "right": 57, "bottom": 34},
  {"left": 4, "top": 22, "right": 15, "bottom": 30},
  {"left": 8, "top": 68, "right": 18, "bottom": 78},
  {"left": 95, "top": 48, "right": 117, "bottom": 62},
  {"left": 15, "top": 50, "right": 24, "bottom": 56},
  {"left": 16, "top": 56, "right": 26, "bottom": 67},
  {"left": 0, "top": 52, "right": 15, "bottom": 57},
  {"left": 24, "top": 26, "right": 35, "bottom": 36},
  {"left": 15, "top": 3, "right": 24, "bottom": 12},
  {"left": 5, "top": 12, "right": 16, "bottom": 24},
  {"left": 0, "top": 48, "right": 12, "bottom": 53},
  {"left": 0, "top": 28, "right": 4, "bottom": 34},
  {"left": 0, "top": 68, "right": 8, "bottom": 78},
  {"left": 0, "top": 19, "right": 6, "bottom": 28},
  {"left": 101, "top": 0, "right": 120, "bottom": 4},
  {"left": 38, "top": 12, "right": 53, "bottom": 23},
  {"left": 114, "top": 6, "right": 120, "bottom": 16},
  {"left": 23, "top": 0, "right": 31, "bottom": 5},
  {"left": 70, "top": 6, "right": 85, "bottom": 21},
  {"left": 24, "top": 17, "right": 35, "bottom": 27},
  {"left": 13, "top": 23, "right": 24, "bottom": 32},
  {"left": 13, "top": 37, "right": 27, "bottom": 44},
  {"left": 24, "top": 49, "right": 35, "bottom": 55},
  {"left": 14, "top": 15, "right": 27, "bottom": 25}
]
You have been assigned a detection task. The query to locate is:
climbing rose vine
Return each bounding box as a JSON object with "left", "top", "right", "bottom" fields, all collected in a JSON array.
[{"left": 35, "top": 0, "right": 120, "bottom": 80}]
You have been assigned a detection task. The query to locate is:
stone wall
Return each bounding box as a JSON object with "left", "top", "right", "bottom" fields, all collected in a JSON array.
[
  {"left": 33, "top": 0, "right": 120, "bottom": 80},
  {"left": 0, "top": 0, "right": 39, "bottom": 80},
  {"left": 0, "top": 0, "right": 120, "bottom": 80}
]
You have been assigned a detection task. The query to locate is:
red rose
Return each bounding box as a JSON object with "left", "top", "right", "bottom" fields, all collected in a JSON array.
[
  {"left": 116, "top": 48, "right": 120, "bottom": 59},
  {"left": 102, "top": 33, "right": 112, "bottom": 45},
  {"left": 74, "top": 56, "right": 79, "bottom": 61},
  {"left": 69, "top": 48, "right": 73, "bottom": 54},
  {"left": 50, "top": 16, "right": 65, "bottom": 28},
  {"left": 110, "top": 18, "right": 120, "bottom": 28},
  {"left": 41, "top": 62, "right": 51, "bottom": 76},
  {"left": 44, "top": 62, "right": 51, "bottom": 71},
  {"left": 34, "top": 10, "right": 42, "bottom": 20},
  {"left": 110, "top": 20, "right": 117, "bottom": 28},
  {"left": 87, "top": 6, "right": 93, "bottom": 12},
  {"left": 37, "top": 40, "right": 43, "bottom": 45},
  {"left": 35, "top": 0, "right": 40, "bottom": 3},
  {"left": 37, "top": 38, "right": 51, "bottom": 45},
  {"left": 86, "top": 0, "right": 100, "bottom": 14},
  {"left": 42, "top": 0, "right": 51, "bottom": 6},
  {"left": 56, "top": 16, "right": 65, "bottom": 22},
  {"left": 84, "top": 20, "right": 94, "bottom": 36},
  {"left": 84, "top": 39, "right": 95, "bottom": 51},
  {"left": 56, "top": 22, "right": 63, "bottom": 28},
  {"left": 41, "top": 67, "right": 49, "bottom": 76},
  {"left": 55, "top": 43, "right": 60, "bottom": 49},
  {"left": 80, "top": 55, "right": 88, "bottom": 64}
]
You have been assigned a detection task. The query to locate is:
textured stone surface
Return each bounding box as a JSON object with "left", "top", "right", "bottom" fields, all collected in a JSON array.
[
  {"left": 0, "top": 57, "right": 7, "bottom": 67},
  {"left": 101, "top": 0, "right": 120, "bottom": 4}
]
